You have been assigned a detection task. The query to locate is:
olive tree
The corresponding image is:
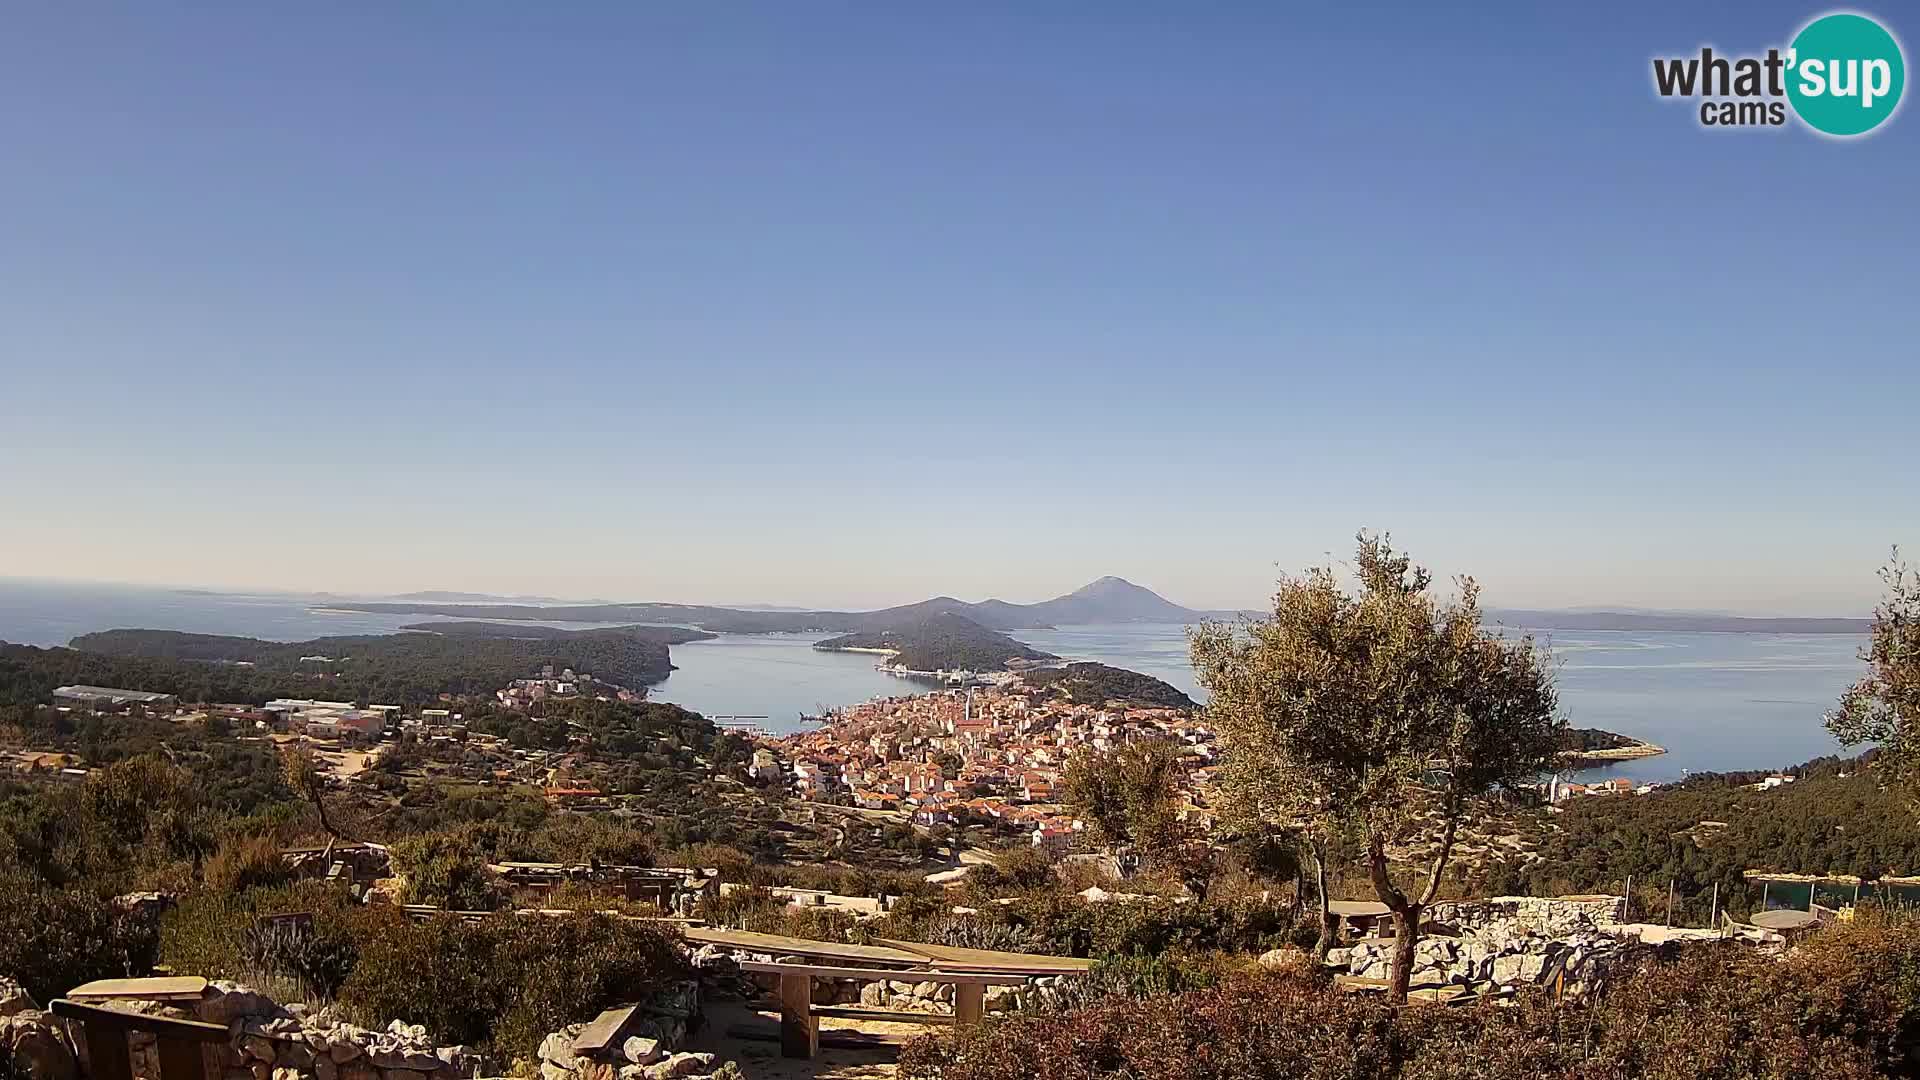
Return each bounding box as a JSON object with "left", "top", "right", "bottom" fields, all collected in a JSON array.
[
  {"left": 1828, "top": 551, "right": 1920, "bottom": 798},
  {"left": 1190, "top": 533, "right": 1561, "bottom": 1001},
  {"left": 281, "top": 745, "right": 339, "bottom": 839},
  {"left": 1062, "top": 738, "right": 1189, "bottom": 881}
]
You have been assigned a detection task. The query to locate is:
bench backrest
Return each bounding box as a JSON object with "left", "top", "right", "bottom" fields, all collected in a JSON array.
[{"left": 736, "top": 960, "right": 1030, "bottom": 985}]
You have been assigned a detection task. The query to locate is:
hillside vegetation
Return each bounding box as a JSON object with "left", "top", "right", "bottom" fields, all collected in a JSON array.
[
  {"left": 1023, "top": 662, "right": 1196, "bottom": 709},
  {"left": 814, "top": 613, "right": 1057, "bottom": 671},
  {"left": 1, "top": 624, "right": 710, "bottom": 707}
]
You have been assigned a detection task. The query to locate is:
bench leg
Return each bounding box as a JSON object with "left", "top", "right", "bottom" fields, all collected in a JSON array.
[
  {"left": 954, "top": 982, "right": 985, "bottom": 1027},
  {"left": 778, "top": 973, "right": 818, "bottom": 1059},
  {"left": 157, "top": 1035, "right": 211, "bottom": 1080},
  {"left": 81, "top": 1022, "right": 135, "bottom": 1080}
]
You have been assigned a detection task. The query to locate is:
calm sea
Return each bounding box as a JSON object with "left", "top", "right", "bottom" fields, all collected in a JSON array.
[{"left": 0, "top": 581, "right": 1868, "bottom": 781}]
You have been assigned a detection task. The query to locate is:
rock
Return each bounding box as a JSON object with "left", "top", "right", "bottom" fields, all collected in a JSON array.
[
  {"left": 250, "top": 1061, "right": 273, "bottom": 1080},
  {"left": 934, "top": 983, "right": 955, "bottom": 1004},
  {"left": 1257, "top": 948, "right": 1312, "bottom": 974},
  {"left": 0, "top": 980, "right": 36, "bottom": 1018},
  {"left": 278, "top": 1043, "right": 316, "bottom": 1070},
  {"left": 542, "top": 1060, "right": 579, "bottom": 1080},
  {"left": 622, "top": 1037, "right": 663, "bottom": 1066},
  {"left": 273, "top": 1069, "right": 304, "bottom": 1080},
  {"left": 5, "top": 1015, "right": 77, "bottom": 1080},
  {"left": 242, "top": 1037, "right": 278, "bottom": 1063},
  {"left": 538, "top": 1033, "right": 578, "bottom": 1065},
  {"left": 984, "top": 985, "right": 1017, "bottom": 1013},
  {"left": 1324, "top": 947, "right": 1353, "bottom": 968},
  {"left": 328, "top": 1040, "right": 364, "bottom": 1064},
  {"left": 314, "top": 1057, "right": 338, "bottom": 1080},
  {"left": 642, "top": 1052, "right": 715, "bottom": 1080},
  {"left": 1489, "top": 954, "right": 1527, "bottom": 986},
  {"left": 912, "top": 981, "right": 940, "bottom": 1000},
  {"left": 198, "top": 983, "right": 285, "bottom": 1026},
  {"left": 859, "top": 981, "right": 887, "bottom": 1007}
]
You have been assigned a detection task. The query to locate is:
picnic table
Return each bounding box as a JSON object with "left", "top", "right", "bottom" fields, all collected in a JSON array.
[
  {"left": 1750, "top": 909, "right": 1820, "bottom": 932},
  {"left": 736, "top": 961, "right": 1031, "bottom": 1059}
]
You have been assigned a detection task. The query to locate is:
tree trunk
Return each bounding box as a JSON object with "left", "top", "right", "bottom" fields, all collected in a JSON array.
[
  {"left": 1309, "top": 842, "right": 1338, "bottom": 962},
  {"left": 1366, "top": 832, "right": 1418, "bottom": 1004},
  {"left": 1388, "top": 901, "right": 1426, "bottom": 1001}
]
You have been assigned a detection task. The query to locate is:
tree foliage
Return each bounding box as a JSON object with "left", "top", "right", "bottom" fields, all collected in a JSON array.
[
  {"left": 1190, "top": 533, "right": 1562, "bottom": 999},
  {"left": 1828, "top": 551, "right": 1920, "bottom": 800},
  {"left": 1062, "top": 738, "right": 1186, "bottom": 868}
]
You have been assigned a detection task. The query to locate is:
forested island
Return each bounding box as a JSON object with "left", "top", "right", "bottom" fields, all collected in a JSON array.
[
  {"left": 813, "top": 613, "right": 1056, "bottom": 672},
  {"left": 0, "top": 623, "right": 712, "bottom": 708},
  {"left": 1021, "top": 661, "right": 1196, "bottom": 709},
  {"left": 1558, "top": 726, "right": 1666, "bottom": 765}
]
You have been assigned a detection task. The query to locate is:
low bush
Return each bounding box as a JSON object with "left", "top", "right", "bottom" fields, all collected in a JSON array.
[
  {"left": 900, "top": 910, "right": 1920, "bottom": 1080},
  {"left": 0, "top": 868, "right": 159, "bottom": 1002},
  {"left": 158, "top": 881, "right": 369, "bottom": 1001},
  {"left": 390, "top": 829, "right": 503, "bottom": 911},
  {"left": 203, "top": 833, "right": 297, "bottom": 895},
  {"left": 337, "top": 909, "right": 687, "bottom": 1061}
]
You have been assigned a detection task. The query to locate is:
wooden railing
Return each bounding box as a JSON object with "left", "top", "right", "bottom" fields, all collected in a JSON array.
[{"left": 49, "top": 1000, "right": 227, "bottom": 1080}]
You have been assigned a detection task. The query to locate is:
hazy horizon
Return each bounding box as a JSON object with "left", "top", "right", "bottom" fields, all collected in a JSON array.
[
  {"left": 0, "top": 571, "right": 1880, "bottom": 621},
  {"left": 2, "top": 3, "right": 1913, "bottom": 617}
]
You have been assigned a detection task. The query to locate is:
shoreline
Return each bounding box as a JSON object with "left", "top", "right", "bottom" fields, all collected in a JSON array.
[{"left": 1562, "top": 741, "right": 1667, "bottom": 767}]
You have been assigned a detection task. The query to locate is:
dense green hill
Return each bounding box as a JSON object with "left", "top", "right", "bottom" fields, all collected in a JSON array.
[
  {"left": 1, "top": 624, "right": 711, "bottom": 707},
  {"left": 1021, "top": 662, "right": 1196, "bottom": 709},
  {"left": 813, "top": 613, "right": 1056, "bottom": 672}
]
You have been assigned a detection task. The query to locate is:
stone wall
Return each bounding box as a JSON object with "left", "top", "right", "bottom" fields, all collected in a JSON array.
[
  {"left": 0, "top": 979, "right": 494, "bottom": 1080},
  {"left": 1426, "top": 895, "right": 1625, "bottom": 937},
  {"left": 1, "top": 979, "right": 79, "bottom": 1080},
  {"left": 690, "top": 944, "right": 1059, "bottom": 1015},
  {"left": 531, "top": 982, "right": 711, "bottom": 1080},
  {"left": 1329, "top": 896, "right": 1629, "bottom": 997}
]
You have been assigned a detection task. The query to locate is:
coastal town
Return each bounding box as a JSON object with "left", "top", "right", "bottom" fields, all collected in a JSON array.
[{"left": 768, "top": 680, "right": 1218, "bottom": 848}]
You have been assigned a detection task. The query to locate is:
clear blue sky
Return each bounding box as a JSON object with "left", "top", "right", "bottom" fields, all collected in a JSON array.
[{"left": 1, "top": 3, "right": 1913, "bottom": 614}]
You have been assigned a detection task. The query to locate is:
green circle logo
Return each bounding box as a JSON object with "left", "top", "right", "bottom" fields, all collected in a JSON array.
[{"left": 1787, "top": 12, "right": 1905, "bottom": 136}]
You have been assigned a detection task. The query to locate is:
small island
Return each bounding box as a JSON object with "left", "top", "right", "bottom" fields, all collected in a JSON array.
[
  {"left": 1559, "top": 726, "right": 1666, "bottom": 766},
  {"left": 1020, "top": 661, "right": 1196, "bottom": 710},
  {"left": 812, "top": 613, "right": 1056, "bottom": 673}
]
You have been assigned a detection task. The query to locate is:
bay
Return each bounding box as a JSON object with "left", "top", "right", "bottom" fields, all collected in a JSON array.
[{"left": 0, "top": 581, "right": 1870, "bottom": 781}]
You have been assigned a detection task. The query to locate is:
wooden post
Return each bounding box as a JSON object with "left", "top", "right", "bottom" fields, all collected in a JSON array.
[
  {"left": 52, "top": 1000, "right": 226, "bottom": 1080},
  {"left": 157, "top": 1037, "right": 211, "bottom": 1080},
  {"left": 1667, "top": 880, "right": 1676, "bottom": 927},
  {"left": 1624, "top": 876, "right": 1632, "bottom": 920},
  {"left": 777, "top": 973, "right": 818, "bottom": 1060},
  {"left": 1762, "top": 881, "right": 1770, "bottom": 912},
  {"left": 954, "top": 981, "right": 986, "bottom": 1027},
  {"left": 81, "top": 1019, "right": 135, "bottom": 1080},
  {"left": 1709, "top": 883, "right": 1719, "bottom": 930}
]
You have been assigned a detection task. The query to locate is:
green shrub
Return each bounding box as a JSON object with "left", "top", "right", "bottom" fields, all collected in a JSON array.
[
  {"left": 337, "top": 910, "right": 687, "bottom": 1061},
  {"left": 0, "top": 869, "right": 158, "bottom": 1002},
  {"left": 203, "top": 833, "right": 296, "bottom": 895},
  {"left": 391, "top": 829, "right": 503, "bottom": 911},
  {"left": 158, "top": 880, "right": 369, "bottom": 999},
  {"left": 901, "top": 912, "right": 1920, "bottom": 1080}
]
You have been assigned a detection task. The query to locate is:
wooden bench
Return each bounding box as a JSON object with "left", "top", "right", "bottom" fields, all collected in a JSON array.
[
  {"left": 736, "top": 961, "right": 1029, "bottom": 1059},
  {"left": 52, "top": 999, "right": 228, "bottom": 1080}
]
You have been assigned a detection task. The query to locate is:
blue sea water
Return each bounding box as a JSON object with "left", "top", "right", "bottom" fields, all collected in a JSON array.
[
  {"left": 1014, "top": 623, "right": 1865, "bottom": 784},
  {"left": 0, "top": 581, "right": 1868, "bottom": 781}
]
